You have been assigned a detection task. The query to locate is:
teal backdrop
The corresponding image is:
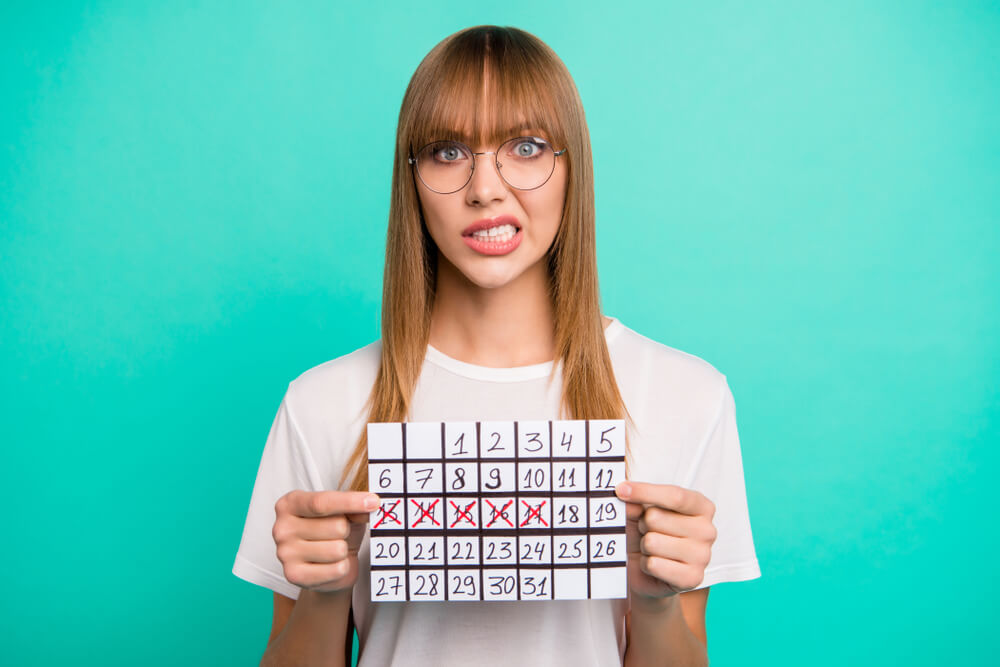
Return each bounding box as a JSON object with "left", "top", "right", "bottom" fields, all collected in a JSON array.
[{"left": 2, "top": 1, "right": 997, "bottom": 665}]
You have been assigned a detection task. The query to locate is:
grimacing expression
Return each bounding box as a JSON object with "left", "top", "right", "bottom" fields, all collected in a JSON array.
[{"left": 415, "top": 132, "right": 568, "bottom": 290}]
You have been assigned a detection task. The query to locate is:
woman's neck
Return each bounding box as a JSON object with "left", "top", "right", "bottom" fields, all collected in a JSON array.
[{"left": 428, "top": 257, "right": 556, "bottom": 368}]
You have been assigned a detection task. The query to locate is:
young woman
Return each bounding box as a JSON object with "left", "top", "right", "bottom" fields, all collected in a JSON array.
[{"left": 234, "top": 25, "right": 760, "bottom": 666}]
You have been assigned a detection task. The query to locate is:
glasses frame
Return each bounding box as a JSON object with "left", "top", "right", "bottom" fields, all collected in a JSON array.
[{"left": 407, "top": 135, "right": 568, "bottom": 194}]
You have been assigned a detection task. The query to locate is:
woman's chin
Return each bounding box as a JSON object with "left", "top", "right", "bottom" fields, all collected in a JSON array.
[{"left": 460, "top": 267, "right": 523, "bottom": 291}]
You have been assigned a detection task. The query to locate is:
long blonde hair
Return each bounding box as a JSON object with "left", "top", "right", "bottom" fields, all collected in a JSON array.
[{"left": 342, "top": 25, "right": 628, "bottom": 491}]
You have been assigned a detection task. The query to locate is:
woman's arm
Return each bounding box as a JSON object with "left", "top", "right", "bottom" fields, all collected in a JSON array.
[
  {"left": 261, "top": 490, "right": 376, "bottom": 665},
  {"left": 625, "top": 589, "right": 709, "bottom": 667},
  {"left": 617, "top": 481, "right": 718, "bottom": 666},
  {"left": 260, "top": 590, "right": 352, "bottom": 666}
]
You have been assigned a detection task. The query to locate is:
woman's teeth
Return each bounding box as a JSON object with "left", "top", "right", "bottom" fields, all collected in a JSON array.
[{"left": 471, "top": 224, "right": 518, "bottom": 242}]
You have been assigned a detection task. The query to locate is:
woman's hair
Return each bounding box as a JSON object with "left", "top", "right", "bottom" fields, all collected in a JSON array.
[{"left": 342, "top": 25, "right": 628, "bottom": 491}]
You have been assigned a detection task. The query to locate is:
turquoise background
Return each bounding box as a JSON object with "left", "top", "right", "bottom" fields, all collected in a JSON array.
[{"left": 2, "top": 1, "right": 997, "bottom": 664}]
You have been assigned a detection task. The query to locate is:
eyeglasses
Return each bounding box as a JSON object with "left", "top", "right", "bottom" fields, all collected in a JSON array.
[{"left": 408, "top": 136, "right": 567, "bottom": 194}]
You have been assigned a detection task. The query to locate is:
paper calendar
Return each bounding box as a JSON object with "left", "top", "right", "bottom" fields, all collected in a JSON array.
[{"left": 367, "top": 420, "right": 627, "bottom": 602}]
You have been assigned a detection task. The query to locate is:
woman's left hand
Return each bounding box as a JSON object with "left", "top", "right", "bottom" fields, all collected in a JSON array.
[{"left": 615, "top": 481, "right": 717, "bottom": 600}]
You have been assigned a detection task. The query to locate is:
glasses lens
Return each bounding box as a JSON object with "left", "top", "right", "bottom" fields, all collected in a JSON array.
[
  {"left": 415, "top": 141, "right": 473, "bottom": 193},
  {"left": 497, "top": 137, "right": 556, "bottom": 190}
]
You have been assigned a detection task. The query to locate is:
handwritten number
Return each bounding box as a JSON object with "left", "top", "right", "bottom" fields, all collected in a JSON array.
[
  {"left": 374, "top": 541, "right": 400, "bottom": 559},
  {"left": 557, "top": 504, "right": 580, "bottom": 524},
  {"left": 375, "top": 575, "right": 401, "bottom": 596},
  {"left": 525, "top": 432, "right": 543, "bottom": 452},
  {"left": 594, "top": 501, "right": 617, "bottom": 522},
  {"left": 452, "top": 574, "right": 476, "bottom": 595},
  {"left": 414, "top": 573, "right": 439, "bottom": 596},
  {"left": 485, "top": 541, "right": 512, "bottom": 561},
  {"left": 452, "top": 467, "right": 466, "bottom": 490},
  {"left": 415, "top": 467, "right": 434, "bottom": 489},
  {"left": 594, "top": 467, "right": 614, "bottom": 489},
  {"left": 597, "top": 426, "right": 615, "bottom": 453},
  {"left": 452, "top": 432, "right": 467, "bottom": 455},
  {"left": 593, "top": 539, "right": 616, "bottom": 559},
  {"left": 522, "top": 575, "right": 548, "bottom": 596},
  {"left": 450, "top": 540, "right": 474, "bottom": 560},
  {"left": 487, "top": 431, "right": 503, "bottom": 452},
  {"left": 560, "top": 431, "right": 573, "bottom": 451},
  {"left": 412, "top": 542, "right": 437, "bottom": 561},
  {"left": 488, "top": 575, "right": 516, "bottom": 595},
  {"left": 521, "top": 541, "right": 546, "bottom": 561},
  {"left": 557, "top": 539, "right": 583, "bottom": 559},
  {"left": 521, "top": 467, "right": 545, "bottom": 489}
]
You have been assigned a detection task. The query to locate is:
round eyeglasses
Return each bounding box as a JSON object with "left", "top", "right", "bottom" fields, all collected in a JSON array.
[{"left": 408, "top": 136, "right": 567, "bottom": 194}]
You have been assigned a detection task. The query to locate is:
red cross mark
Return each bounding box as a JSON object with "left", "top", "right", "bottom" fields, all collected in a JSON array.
[
  {"left": 372, "top": 499, "right": 402, "bottom": 528},
  {"left": 485, "top": 499, "right": 514, "bottom": 527},
  {"left": 449, "top": 500, "right": 477, "bottom": 528},
  {"left": 520, "top": 500, "right": 548, "bottom": 527},
  {"left": 410, "top": 498, "right": 441, "bottom": 527}
]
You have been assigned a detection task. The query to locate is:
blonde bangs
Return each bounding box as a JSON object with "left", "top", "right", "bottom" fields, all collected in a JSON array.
[{"left": 403, "top": 28, "right": 569, "bottom": 155}]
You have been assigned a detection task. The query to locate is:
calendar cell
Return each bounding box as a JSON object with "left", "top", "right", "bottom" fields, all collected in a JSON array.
[
  {"left": 479, "top": 462, "right": 515, "bottom": 493},
  {"left": 406, "top": 462, "right": 443, "bottom": 494},
  {"left": 517, "top": 421, "right": 551, "bottom": 458},
  {"left": 517, "top": 462, "right": 550, "bottom": 492},
  {"left": 444, "top": 422, "right": 478, "bottom": 459},
  {"left": 480, "top": 421, "right": 515, "bottom": 458},
  {"left": 406, "top": 497, "right": 443, "bottom": 529}
]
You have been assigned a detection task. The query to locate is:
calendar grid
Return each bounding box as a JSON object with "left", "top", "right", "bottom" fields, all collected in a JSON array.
[{"left": 368, "top": 419, "right": 627, "bottom": 602}]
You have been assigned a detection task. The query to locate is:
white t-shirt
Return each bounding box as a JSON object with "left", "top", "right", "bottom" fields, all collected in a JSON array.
[{"left": 233, "top": 318, "right": 760, "bottom": 666}]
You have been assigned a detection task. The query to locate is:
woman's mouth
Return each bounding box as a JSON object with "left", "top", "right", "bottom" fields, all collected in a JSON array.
[{"left": 462, "top": 217, "right": 523, "bottom": 256}]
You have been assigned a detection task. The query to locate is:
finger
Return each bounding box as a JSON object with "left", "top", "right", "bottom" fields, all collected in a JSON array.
[
  {"left": 346, "top": 521, "right": 368, "bottom": 551},
  {"left": 616, "top": 481, "right": 713, "bottom": 517},
  {"left": 626, "top": 510, "right": 641, "bottom": 552},
  {"left": 639, "top": 507, "right": 717, "bottom": 542},
  {"left": 623, "top": 500, "right": 644, "bottom": 522},
  {"left": 294, "top": 539, "right": 352, "bottom": 564},
  {"left": 293, "top": 515, "right": 351, "bottom": 541},
  {"left": 285, "top": 557, "right": 355, "bottom": 589},
  {"left": 289, "top": 490, "right": 380, "bottom": 518},
  {"left": 639, "top": 555, "right": 705, "bottom": 592},
  {"left": 640, "top": 532, "right": 712, "bottom": 568}
]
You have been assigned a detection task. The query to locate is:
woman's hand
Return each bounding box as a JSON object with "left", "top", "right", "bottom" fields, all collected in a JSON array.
[
  {"left": 615, "top": 481, "right": 717, "bottom": 601},
  {"left": 272, "top": 490, "right": 379, "bottom": 594}
]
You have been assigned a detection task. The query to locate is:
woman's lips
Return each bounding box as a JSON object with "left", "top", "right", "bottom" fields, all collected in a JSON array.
[{"left": 462, "top": 216, "right": 523, "bottom": 256}]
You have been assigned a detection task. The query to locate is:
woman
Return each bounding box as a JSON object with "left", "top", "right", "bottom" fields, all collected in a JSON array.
[{"left": 234, "top": 25, "right": 760, "bottom": 666}]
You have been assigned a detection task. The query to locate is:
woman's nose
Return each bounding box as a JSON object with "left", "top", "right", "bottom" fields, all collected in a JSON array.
[{"left": 465, "top": 152, "right": 507, "bottom": 206}]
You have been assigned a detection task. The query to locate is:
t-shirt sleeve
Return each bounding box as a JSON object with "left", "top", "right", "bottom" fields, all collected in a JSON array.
[
  {"left": 682, "top": 377, "right": 761, "bottom": 589},
  {"left": 232, "top": 389, "right": 322, "bottom": 600}
]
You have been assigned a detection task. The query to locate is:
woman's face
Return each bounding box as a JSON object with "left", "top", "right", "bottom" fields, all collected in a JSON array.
[{"left": 415, "top": 132, "right": 568, "bottom": 291}]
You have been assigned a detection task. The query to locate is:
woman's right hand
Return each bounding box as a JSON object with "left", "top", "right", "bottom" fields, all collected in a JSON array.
[{"left": 272, "top": 490, "right": 380, "bottom": 594}]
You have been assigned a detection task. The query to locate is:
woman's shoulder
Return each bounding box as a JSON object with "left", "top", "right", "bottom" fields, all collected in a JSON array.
[
  {"left": 282, "top": 340, "right": 382, "bottom": 422},
  {"left": 609, "top": 320, "right": 727, "bottom": 387},
  {"left": 607, "top": 319, "right": 731, "bottom": 426}
]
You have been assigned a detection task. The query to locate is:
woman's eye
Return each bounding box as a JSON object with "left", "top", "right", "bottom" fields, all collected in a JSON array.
[
  {"left": 512, "top": 140, "right": 543, "bottom": 158},
  {"left": 433, "top": 144, "right": 465, "bottom": 162}
]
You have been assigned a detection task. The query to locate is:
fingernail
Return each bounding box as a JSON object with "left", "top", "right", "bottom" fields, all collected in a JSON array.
[
  {"left": 364, "top": 494, "right": 379, "bottom": 511},
  {"left": 617, "top": 482, "right": 632, "bottom": 499}
]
